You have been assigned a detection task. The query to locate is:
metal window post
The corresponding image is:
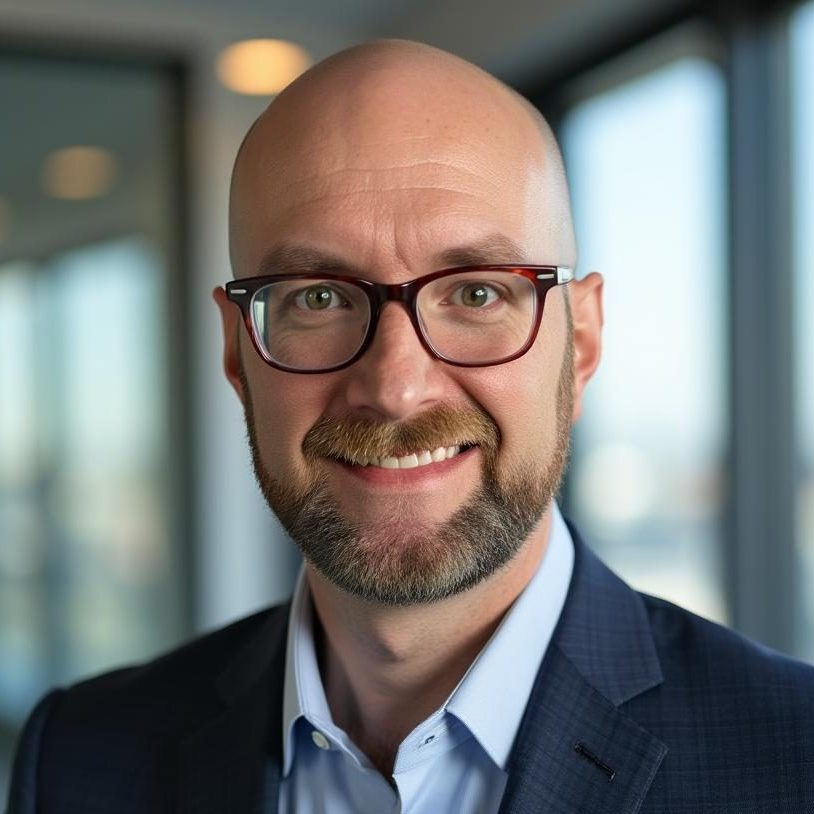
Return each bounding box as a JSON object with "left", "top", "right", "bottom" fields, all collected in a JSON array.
[{"left": 725, "top": 7, "right": 797, "bottom": 653}]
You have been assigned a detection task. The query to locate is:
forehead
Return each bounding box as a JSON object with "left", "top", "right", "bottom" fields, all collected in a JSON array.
[{"left": 230, "top": 65, "right": 551, "bottom": 277}]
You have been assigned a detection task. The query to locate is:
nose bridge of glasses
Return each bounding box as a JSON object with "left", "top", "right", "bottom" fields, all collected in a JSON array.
[
  {"left": 367, "top": 278, "right": 417, "bottom": 307},
  {"left": 363, "top": 279, "right": 430, "bottom": 357},
  {"left": 365, "top": 278, "right": 422, "bottom": 330}
]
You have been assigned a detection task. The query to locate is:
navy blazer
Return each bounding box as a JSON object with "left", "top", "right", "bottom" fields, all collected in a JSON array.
[{"left": 6, "top": 526, "right": 814, "bottom": 813}]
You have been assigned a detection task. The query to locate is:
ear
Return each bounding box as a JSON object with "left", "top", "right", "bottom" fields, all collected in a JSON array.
[
  {"left": 568, "top": 272, "right": 604, "bottom": 422},
  {"left": 213, "top": 286, "right": 246, "bottom": 403}
]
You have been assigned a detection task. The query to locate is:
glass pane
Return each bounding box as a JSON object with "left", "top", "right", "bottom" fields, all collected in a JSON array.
[
  {"left": 0, "top": 265, "right": 48, "bottom": 716},
  {"left": 49, "top": 238, "right": 173, "bottom": 680},
  {"left": 0, "top": 50, "right": 183, "bottom": 757},
  {"left": 792, "top": 0, "right": 814, "bottom": 662},
  {"left": 562, "top": 53, "right": 728, "bottom": 622}
]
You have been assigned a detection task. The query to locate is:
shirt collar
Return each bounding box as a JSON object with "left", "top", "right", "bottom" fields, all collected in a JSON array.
[
  {"left": 444, "top": 501, "right": 574, "bottom": 768},
  {"left": 282, "top": 566, "right": 325, "bottom": 776},
  {"left": 281, "top": 501, "right": 574, "bottom": 775}
]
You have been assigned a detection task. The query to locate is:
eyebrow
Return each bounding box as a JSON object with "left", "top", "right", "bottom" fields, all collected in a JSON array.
[
  {"left": 255, "top": 244, "right": 363, "bottom": 277},
  {"left": 435, "top": 234, "right": 528, "bottom": 268},
  {"left": 252, "top": 233, "right": 528, "bottom": 279}
]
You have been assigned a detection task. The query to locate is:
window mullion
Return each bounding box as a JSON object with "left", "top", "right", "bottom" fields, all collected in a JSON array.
[{"left": 726, "top": 8, "right": 796, "bottom": 653}]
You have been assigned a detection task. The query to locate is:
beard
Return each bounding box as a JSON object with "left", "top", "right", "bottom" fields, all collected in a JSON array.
[{"left": 240, "top": 327, "right": 574, "bottom": 606}]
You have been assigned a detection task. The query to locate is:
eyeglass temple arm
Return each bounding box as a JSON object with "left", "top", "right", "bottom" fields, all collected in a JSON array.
[{"left": 535, "top": 266, "right": 574, "bottom": 284}]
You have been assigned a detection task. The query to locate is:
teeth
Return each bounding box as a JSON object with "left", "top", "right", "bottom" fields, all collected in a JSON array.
[
  {"left": 400, "top": 453, "right": 419, "bottom": 469},
  {"left": 357, "top": 445, "right": 464, "bottom": 469}
]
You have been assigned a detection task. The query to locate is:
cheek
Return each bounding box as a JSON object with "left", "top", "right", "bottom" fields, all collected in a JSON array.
[
  {"left": 463, "top": 326, "right": 564, "bottom": 464},
  {"left": 241, "top": 352, "right": 331, "bottom": 478},
  {"left": 464, "top": 366, "right": 556, "bottom": 461},
  {"left": 250, "top": 391, "right": 301, "bottom": 475}
]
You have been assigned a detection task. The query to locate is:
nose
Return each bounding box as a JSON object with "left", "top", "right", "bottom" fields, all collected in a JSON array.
[{"left": 342, "top": 301, "right": 445, "bottom": 422}]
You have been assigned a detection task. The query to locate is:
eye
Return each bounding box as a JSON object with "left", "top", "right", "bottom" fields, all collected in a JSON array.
[
  {"left": 450, "top": 282, "right": 501, "bottom": 308},
  {"left": 294, "top": 284, "right": 348, "bottom": 311}
]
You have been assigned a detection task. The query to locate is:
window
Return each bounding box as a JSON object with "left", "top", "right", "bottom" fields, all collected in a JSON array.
[
  {"left": 561, "top": 41, "right": 728, "bottom": 622},
  {"left": 0, "top": 51, "right": 187, "bottom": 795}
]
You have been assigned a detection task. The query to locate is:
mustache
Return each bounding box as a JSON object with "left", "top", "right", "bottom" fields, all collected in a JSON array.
[{"left": 302, "top": 404, "right": 500, "bottom": 462}]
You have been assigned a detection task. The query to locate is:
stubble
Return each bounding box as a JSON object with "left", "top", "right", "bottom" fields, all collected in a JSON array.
[{"left": 240, "top": 324, "right": 574, "bottom": 606}]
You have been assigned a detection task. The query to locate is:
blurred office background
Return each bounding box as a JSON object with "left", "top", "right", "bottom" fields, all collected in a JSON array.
[{"left": 0, "top": 0, "right": 811, "bottom": 797}]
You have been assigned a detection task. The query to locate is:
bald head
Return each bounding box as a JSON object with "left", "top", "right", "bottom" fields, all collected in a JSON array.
[{"left": 229, "top": 39, "right": 576, "bottom": 280}]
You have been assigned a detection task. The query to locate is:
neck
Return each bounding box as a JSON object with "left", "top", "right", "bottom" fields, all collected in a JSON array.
[{"left": 306, "top": 509, "right": 552, "bottom": 777}]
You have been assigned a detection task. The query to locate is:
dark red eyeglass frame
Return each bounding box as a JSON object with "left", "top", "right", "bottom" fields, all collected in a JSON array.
[{"left": 224, "top": 264, "right": 574, "bottom": 373}]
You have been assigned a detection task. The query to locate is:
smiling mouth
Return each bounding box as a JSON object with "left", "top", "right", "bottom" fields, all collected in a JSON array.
[{"left": 336, "top": 444, "right": 474, "bottom": 470}]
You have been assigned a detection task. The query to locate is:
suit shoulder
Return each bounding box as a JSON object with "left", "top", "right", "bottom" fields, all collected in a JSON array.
[
  {"left": 45, "top": 601, "right": 289, "bottom": 730},
  {"left": 628, "top": 597, "right": 814, "bottom": 807},
  {"left": 9, "top": 602, "right": 290, "bottom": 812},
  {"left": 639, "top": 591, "right": 814, "bottom": 693}
]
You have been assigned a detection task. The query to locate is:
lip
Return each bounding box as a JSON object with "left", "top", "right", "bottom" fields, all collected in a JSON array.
[{"left": 325, "top": 445, "right": 480, "bottom": 489}]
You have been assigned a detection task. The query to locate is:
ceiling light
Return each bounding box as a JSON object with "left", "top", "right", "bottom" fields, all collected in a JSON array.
[
  {"left": 216, "top": 39, "right": 312, "bottom": 96},
  {"left": 42, "top": 146, "right": 117, "bottom": 200}
]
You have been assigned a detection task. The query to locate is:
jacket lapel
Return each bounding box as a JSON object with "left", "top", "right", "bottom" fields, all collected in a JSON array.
[
  {"left": 172, "top": 524, "right": 666, "bottom": 814},
  {"left": 175, "top": 604, "right": 289, "bottom": 814},
  {"left": 498, "top": 528, "right": 668, "bottom": 814}
]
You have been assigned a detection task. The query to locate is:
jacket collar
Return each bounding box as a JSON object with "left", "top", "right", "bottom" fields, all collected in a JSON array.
[
  {"left": 555, "top": 521, "right": 663, "bottom": 705},
  {"left": 175, "top": 604, "right": 289, "bottom": 814},
  {"left": 497, "top": 523, "right": 667, "bottom": 813}
]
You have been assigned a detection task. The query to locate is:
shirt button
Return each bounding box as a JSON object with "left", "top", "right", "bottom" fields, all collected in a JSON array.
[{"left": 311, "top": 730, "right": 331, "bottom": 750}]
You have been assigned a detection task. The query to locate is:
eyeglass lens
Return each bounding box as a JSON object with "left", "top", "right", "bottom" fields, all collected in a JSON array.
[{"left": 250, "top": 271, "right": 539, "bottom": 371}]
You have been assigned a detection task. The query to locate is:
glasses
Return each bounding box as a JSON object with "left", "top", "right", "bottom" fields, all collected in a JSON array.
[{"left": 225, "top": 265, "right": 573, "bottom": 373}]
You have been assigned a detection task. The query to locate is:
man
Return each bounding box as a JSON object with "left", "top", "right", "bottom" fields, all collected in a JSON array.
[{"left": 7, "top": 39, "right": 814, "bottom": 814}]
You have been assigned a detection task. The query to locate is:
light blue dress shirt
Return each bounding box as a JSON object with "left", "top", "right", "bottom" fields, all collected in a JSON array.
[{"left": 277, "top": 502, "right": 575, "bottom": 814}]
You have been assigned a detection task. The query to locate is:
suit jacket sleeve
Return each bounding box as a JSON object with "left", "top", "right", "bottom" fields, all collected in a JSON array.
[{"left": 5, "top": 689, "right": 65, "bottom": 814}]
